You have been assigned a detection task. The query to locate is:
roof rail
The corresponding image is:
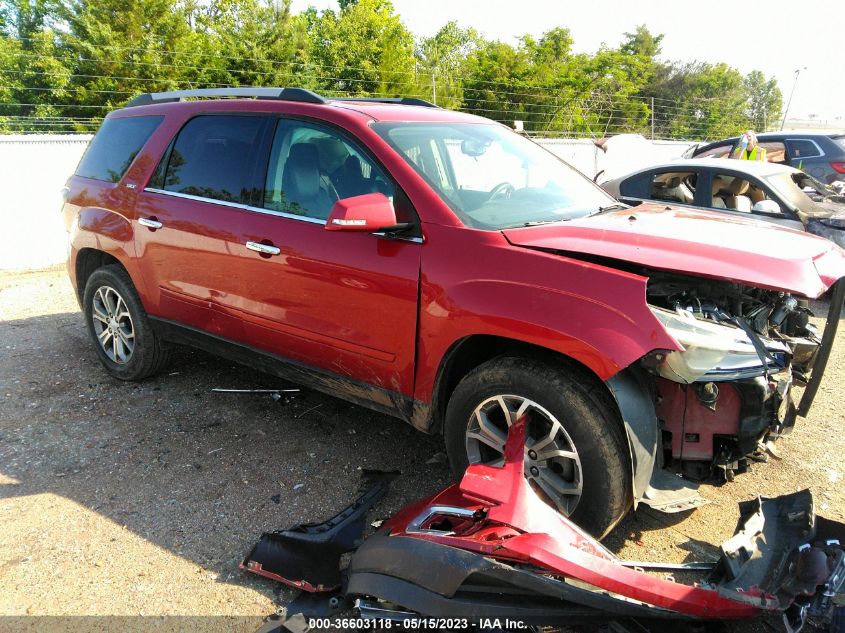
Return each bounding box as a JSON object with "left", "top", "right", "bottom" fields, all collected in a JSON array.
[
  {"left": 333, "top": 96, "right": 438, "bottom": 108},
  {"left": 125, "top": 87, "right": 326, "bottom": 107}
]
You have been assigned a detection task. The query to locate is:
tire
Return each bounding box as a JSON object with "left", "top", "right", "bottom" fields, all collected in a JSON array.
[
  {"left": 444, "top": 356, "right": 632, "bottom": 538},
  {"left": 82, "top": 265, "right": 170, "bottom": 381}
]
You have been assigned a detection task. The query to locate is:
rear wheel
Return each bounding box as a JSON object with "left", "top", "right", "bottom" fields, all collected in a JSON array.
[
  {"left": 83, "top": 265, "right": 170, "bottom": 380},
  {"left": 444, "top": 356, "right": 632, "bottom": 538}
]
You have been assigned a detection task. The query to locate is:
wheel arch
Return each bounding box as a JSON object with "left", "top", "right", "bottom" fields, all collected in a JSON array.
[
  {"left": 74, "top": 248, "right": 128, "bottom": 304},
  {"left": 423, "top": 334, "right": 665, "bottom": 511},
  {"left": 426, "top": 334, "right": 619, "bottom": 434}
]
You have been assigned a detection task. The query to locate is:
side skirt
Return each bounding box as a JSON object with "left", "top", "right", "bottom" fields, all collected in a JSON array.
[{"left": 150, "top": 317, "right": 417, "bottom": 424}]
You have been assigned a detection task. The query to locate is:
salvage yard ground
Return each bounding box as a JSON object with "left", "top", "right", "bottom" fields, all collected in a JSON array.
[{"left": 1, "top": 268, "right": 843, "bottom": 632}]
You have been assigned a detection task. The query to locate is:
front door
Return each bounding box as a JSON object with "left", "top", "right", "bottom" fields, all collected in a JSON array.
[
  {"left": 223, "top": 119, "right": 422, "bottom": 401},
  {"left": 706, "top": 171, "right": 804, "bottom": 231}
]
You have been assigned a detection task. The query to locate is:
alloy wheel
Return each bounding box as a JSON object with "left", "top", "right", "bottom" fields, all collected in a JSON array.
[
  {"left": 91, "top": 285, "right": 135, "bottom": 364},
  {"left": 465, "top": 395, "right": 583, "bottom": 516}
]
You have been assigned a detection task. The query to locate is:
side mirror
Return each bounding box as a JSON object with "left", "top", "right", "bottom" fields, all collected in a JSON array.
[
  {"left": 751, "top": 199, "right": 782, "bottom": 214},
  {"left": 325, "top": 193, "right": 404, "bottom": 232}
]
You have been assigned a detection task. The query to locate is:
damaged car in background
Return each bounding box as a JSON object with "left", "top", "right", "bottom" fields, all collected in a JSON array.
[
  {"left": 65, "top": 88, "right": 845, "bottom": 540},
  {"left": 245, "top": 421, "right": 845, "bottom": 633},
  {"left": 602, "top": 158, "right": 845, "bottom": 249}
]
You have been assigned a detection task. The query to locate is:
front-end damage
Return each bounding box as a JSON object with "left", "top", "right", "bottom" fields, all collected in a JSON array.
[
  {"left": 246, "top": 421, "right": 845, "bottom": 632},
  {"left": 630, "top": 272, "right": 844, "bottom": 489}
]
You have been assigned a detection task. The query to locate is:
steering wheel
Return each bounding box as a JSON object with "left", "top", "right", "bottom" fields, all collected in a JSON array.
[{"left": 485, "top": 182, "right": 515, "bottom": 203}]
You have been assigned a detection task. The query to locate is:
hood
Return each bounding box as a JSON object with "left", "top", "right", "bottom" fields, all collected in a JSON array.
[
  {"left": 801, "top": 197, "right": 845, "bottom": 225},
  {"left": 502, "top": 203, "right": 845, "bottom": 298}
]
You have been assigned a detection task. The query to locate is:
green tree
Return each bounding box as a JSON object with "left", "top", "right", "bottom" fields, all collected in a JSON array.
[
  {"left": 415, "top": 20, "right": 478, "bottom": 108},
  {"left": 307, "top": 0, "right": 416, "bottom": 96},
  {"left": 743, "top": 70, "right": 782, "bottom": 132},
  {"left": 0, "top": 0, "right": 72, "bottom": 132},
  {"left": 54, "top": 0, "right": 200, "bottom": 122},
  {"left": 194, "top": 0, "right": 309, "bottom": 88}
]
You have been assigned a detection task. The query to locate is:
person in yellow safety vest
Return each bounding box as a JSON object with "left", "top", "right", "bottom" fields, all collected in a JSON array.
[{"left": 730, "top": 130, "right": 767, "bottom": 161}]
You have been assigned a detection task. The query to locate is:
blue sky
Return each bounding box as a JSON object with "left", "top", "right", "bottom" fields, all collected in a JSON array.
[{"left": 290, "top": 0, "right": 844, "bottom": 124}]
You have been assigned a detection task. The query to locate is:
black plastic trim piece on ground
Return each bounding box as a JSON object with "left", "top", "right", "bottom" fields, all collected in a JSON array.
[{"left": 241, "top": 470, "right": 397, "bottom": 591}]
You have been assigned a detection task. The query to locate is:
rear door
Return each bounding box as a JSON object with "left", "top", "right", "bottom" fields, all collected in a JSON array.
[
  {"left": 785, "top": 138, "right": 828, "bottom": 182},
  {"left": 223, "top": 118, "right": 422, "bottom": 402},
  {"left": 135, "top": 114, "right": 273, "bottom": 334}
]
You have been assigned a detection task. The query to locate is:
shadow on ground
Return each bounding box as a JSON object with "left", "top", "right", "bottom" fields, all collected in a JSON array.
[{"left": 0, "top": 310, "right": 449, "bottom": 605}]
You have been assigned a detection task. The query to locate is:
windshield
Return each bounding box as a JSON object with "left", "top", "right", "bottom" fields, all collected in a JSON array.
[{"left": 373, "top": 122, "right": 615, "bottom": 229}]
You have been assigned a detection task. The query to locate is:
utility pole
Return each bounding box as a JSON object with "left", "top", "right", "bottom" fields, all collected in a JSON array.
[
  {"left": 650, "top": 97, "right": 655, "bottom": 140},
  {"left": 431, "top": 72, "right": 436, "bottom": 106},
  {"left": 780, "top": 67, "right": 806, "bottom": 130}
]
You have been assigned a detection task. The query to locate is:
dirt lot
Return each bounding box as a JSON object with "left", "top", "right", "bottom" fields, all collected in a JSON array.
[{"left": 1, "top": 268, "right": 844, "bottom": 632}]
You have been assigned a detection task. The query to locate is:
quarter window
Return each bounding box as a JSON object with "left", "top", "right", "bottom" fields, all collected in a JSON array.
[
  {"left": 787, "top": 139, "right": 822, "bottom": 159},
  {"left": 76, "top": 116, "right": 162, "bottom": 182},
  {"left": 160, "top": 115, "right": 268, "bottom": 204}
]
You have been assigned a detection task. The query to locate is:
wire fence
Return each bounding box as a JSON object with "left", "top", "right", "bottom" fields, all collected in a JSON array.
[{"left": 0, "top": 45, "right": 778, "bottom": 139}]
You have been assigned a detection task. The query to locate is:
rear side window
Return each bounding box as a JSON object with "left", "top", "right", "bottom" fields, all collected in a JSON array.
[
  {"left": 787, "top": 139, "right": 822, "bottom": 159},
  {"left": 649, "top": 171, "right": 696, "bottom": 204},
  {"left": 158, "top": 115, "right": 268, "bottom": 204},
  {"left": 76, "top": 116, "right": 162, "bottom": 182}
]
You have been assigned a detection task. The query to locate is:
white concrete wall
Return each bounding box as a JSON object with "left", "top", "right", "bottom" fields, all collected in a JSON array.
[
  {"left": 1, "top": 135, "right": 92, "bottom": 271},
  {"left": 0, "top": 134, "right": 694, "bottom": 272}
]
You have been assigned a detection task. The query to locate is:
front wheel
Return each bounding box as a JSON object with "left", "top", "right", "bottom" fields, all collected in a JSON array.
[{"left": 444, "top": 356, "right": 632, "bottom": 538}]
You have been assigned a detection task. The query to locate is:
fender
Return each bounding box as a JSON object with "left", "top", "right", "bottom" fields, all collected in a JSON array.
[
  {"left": 412, "top": 224, "right": 681, "bottom": 405},
  {"left": 64, "top": 178, "right": 144, "bottom": 299}
]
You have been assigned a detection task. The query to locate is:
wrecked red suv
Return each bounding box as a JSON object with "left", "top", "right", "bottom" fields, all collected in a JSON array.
[{"left": 64, "top": 87, "right": 845, "bottom": 537}]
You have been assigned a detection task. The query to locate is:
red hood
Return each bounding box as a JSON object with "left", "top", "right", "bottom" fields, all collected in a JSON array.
[{"left": 502, "top": 204, "right": 845, "bottom": 297}]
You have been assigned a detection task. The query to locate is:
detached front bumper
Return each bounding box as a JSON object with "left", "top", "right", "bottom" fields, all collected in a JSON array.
[{"left": 244, "top": 421, "right": 845, "bottom": 632}]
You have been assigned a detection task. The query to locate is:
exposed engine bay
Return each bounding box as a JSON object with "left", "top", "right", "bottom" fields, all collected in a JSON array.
[{"left": 642, "top": 270, "right": 833, "bottom": 481}]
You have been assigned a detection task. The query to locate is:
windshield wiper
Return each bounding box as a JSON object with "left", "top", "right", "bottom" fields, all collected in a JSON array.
[
  {"left": 522, "top": 218, "right": 571, "bottom": 227},
  {"left": 591, "top": 203, "right": 629, "bottom": 215}
]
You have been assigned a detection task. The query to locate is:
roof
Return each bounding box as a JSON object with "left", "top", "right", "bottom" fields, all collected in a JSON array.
[
  {"left": 624, "top": 157, "right": 800, "bottom": 178},
  {"left": 117, "top": 87, "right": 490, "bottom": 125},
  {"left": 760, "top": 130, "right": 845, "bottom": 138},
  {"left": 698, "top": 130, "right": 844, "bottom": 146},
  {"left": 330, "top": 100, "right": 485, "bottom": 123}
]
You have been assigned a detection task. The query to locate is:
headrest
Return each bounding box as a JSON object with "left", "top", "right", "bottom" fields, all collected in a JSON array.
[
  {"left": 712, "top": 176, "right": 727, "bottom": 194},
  {"left": 728, "top": 178, "right": 749, "bottom": 195},
  {"left": 312, "top": 136, "right": 350, "bottom": 173},
  {"left": 283, "top": 144, "right": 320, "bottom": 199}
]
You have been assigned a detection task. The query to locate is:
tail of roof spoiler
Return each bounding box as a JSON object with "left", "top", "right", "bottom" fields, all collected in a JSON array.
[{"left": 799, "top": 278, "right": 845, "bottom": 416}]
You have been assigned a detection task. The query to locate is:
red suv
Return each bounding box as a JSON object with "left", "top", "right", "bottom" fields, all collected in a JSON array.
[{"left": 63, "top": 87, "right": 845, "bottom": 537}]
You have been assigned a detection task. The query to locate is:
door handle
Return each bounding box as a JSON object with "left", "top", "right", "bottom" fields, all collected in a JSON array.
[
  {"left": 245, "top": 241, "right": 281, "bottom": 256},
  {"left": 138, "top": 217, "right": 163, "bottom": 229}
]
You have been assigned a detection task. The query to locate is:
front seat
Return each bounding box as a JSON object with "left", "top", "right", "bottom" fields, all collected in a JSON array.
[
  {"left": 711, "top": 176, "right": 728, "bottom": 208},
  {"left": 282, "top": 143, "right": 338, "bottom": 220},
  {"left": 725, "top": 178, "right": 752, "bottom": 212}
]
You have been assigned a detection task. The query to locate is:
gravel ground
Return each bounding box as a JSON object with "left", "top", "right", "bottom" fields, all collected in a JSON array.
[{"left": 1, "top": 269, "right": 843, "bottom": 632}]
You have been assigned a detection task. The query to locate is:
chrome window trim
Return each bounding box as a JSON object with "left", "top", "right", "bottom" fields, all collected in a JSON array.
[
  {"left": 143, "top": 188, "right": 424, "bottom": 242},
  {"left": 143, "top": 187, "right": 326, "bottom": 224},
  {"left": 785, "top": 138, "right": 825, "bottom": 159}
]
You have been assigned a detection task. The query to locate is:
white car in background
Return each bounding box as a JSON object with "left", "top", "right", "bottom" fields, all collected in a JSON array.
[{"left": 601, "top": 158, "right": 845, "bottom": 248}]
